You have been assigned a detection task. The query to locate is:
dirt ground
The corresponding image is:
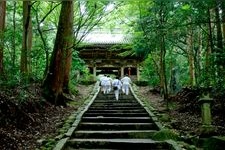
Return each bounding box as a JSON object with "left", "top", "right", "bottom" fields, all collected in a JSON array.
[
  {"left": 137, "top": 86, "right": 201, "bottom": 135},
  {"left": 0, "top": 83, "right": 94, "bottom": 150},
  {"left": 137, "top": 86, "right": 225, "bottom": 137}
]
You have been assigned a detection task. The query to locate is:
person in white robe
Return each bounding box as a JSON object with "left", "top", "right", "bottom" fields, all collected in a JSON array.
[
  {"left": 121, "top": 74, "right": 132, "bottom": 95},
  {"left": 112, "top": 76, "right": 122, "bottom": 100}
]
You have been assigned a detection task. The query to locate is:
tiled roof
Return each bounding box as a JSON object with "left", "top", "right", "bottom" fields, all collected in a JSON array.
[
  {"left": 79, "top": 29, "right": 132, "bottom": 44},
  {"left": 82, "top": 33, "right": 131, "bottom": 44}
]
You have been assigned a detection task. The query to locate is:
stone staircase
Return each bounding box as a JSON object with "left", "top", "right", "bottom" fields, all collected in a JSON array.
[{"left": 56, "top": 89, "right": 179, "bottom": 150}]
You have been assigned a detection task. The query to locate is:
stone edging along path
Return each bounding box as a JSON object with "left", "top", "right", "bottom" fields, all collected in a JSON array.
[
  {"left": 130, "top": 85, "right": 164, "bottom": 130},
  {"left": 54, "top": 82, "right": 180, "bottom": 150},
  {"left": 53, "top": 81, "right": 100, "bottom": 150}
]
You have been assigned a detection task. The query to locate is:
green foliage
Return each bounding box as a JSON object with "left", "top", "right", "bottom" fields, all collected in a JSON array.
[
  {"left": 17, "top": 90, "right": 29, "bottom": 104},
  {"left": 128, "top": 1, "right": 224, "bottom": 90},
  {"left": 132, "top": 34, "right": 152, "bottom": 59},
  {"left": 40, "top": 138, "right": 56, "bottom": 150},
  {"left": 2, "top": 1, "right": 59, "bottom": 84},
  {"left": 134, "top": 81, "right": 149, "bottom": 86},
  {"left": 202, "top": 136, "right": 225, "bottom": 150},
  {"left": 1, "top": 0, "right": 225, "bottom": 110},
  {"left": 70, "top": 51, "right": 86, "bottom": 83},
  {"left": 140, "top": 54, "right": 160, "bottom": 87},
  {"left": 79, "top": 73, "right": 96, "bottom": 85},
  {"left": 181, "top": 4, "right": 191, "bottom": 10},
  {"left": 69, "top": 84, "right": 79, "bottom": 96},
  {"left": 40, "top": 113, "right": 76, "bottom": 150},
  {"left": 70, "top": 50, "right": 95, "bottom": 86},
  {"left": 152, "top": 129, "right": 180, "bottom": 141},
  {"left": 159, "top": 114, "right": 171, "bottom": 122},
  {"left": 0, "top": 70, "right": 20, "bottom": 88}
]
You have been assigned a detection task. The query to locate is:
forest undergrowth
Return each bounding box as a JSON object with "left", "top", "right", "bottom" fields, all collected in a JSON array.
[
  {"left": 0, "top": 82, "right": 93, "bottom": 150},
  {"left": 137, "top": 86, "right": 225, "bottom": 137}
]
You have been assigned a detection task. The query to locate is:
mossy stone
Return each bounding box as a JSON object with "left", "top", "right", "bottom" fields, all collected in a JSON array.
[{"left": 152, "top": 129, "right": 180, "bottom": 141}]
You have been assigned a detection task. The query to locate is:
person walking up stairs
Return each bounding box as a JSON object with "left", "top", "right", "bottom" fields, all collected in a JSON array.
[
  {"left": 121, "top": 74, "right": 132, "bottom": 96},
  {"left": 112, "top": 76, "right": 122, "bottom": 100}
]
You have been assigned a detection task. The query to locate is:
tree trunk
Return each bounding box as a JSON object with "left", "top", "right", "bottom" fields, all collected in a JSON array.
[
  {"left": 27, "top": 14, "right": 33, "bottom": 75},
  {"left": 21, "top": 1, "right": 32, "bottom": 80},
  {"left": 196, "top": 29, "right": 203, "bottom": 86},
  {"left": 160, "top": 35, "right": 168, "bottom": 101},
  {"left": 221, "top": 1, "right": 225, "bottom": 85},
  {"left": 187, "top": 24, "right": 196, "bottom": 87},
  {"left": 36, "top": 19, "right": 49, "bottom": 76},
  {"left": 0, "top": 1, "right": 6, "bottom": 76},
  {"left": 42, "top": 1, "right": 74, "bottom": 105},
  {"left": 214, "top": 1, "right": 224, "bottom": 85},
  {"left": 34, "top": 3, "right": 61, "bottom": 77},
  {"left": 215, "top": 1, "right": 223, "bottom": 51},
  {"left": 12, "top": 2, "right": 16, "bottom": 68},
  {"left": 63, "top": 48, "right": 73, "bottom": 94},
  {"left": 222, "top": 1, "right": 225, "bottom": 42},
  {"left": 205, "top": 8, "right": 214, "bottom": 87},
  {"left": 159, "top": 2, "right": 168, "bottom": 102},
  {"left": 168, "top": 48, "right": 177, "bottom": 95}
]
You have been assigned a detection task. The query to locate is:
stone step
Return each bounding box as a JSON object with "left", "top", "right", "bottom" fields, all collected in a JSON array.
[
  {"left": 81, "top": 117, "right": 152, "bottom": 123},
  {"left": 83, "top": 112, "right": 149, "bottom": 117},
  {"left": 66, "top": 147, "right": 118, "bottom": 150},
  {"left": 93, "top": 102, "right": 139, "bottom": 105},
  {"left": 89, "top": 105, "right": 142, "bottom": 108},
  {"left": 96, "top": 96, "right": 135, "bottom": 100},
  {"left": 96, "top": 94, "right": 135, "bottom": 98},
  {"left": 90, "top": 103, "right": 141, "bottom": 107},
  {"left": 93, "top": 100, "right": 138, "bottom": 103},
  {"left": 95, "top": 98, "right": 136, "bottom": 101},
  {"left": 95, "top": 95, "right": 135, "bottom": 98},
  {"left": 53, "top": 87, "right": 181, "bottom": 150},
  {"left": 88, "top": 107, "right": 145, "bottom": 110},
  {"left": 76, "top": 122, "right": 158, "bottom": 131},
  {"left": 66, "top": 147, "right": 114, "bottom": 150},
  {"left": 73, "top": 130, "right": 157, "bottom": 139},
  {"left": 65, "top": 138, "right": 172, "bottom": 150},
  {"left": 85, "top": 109, "right": 146, "bottom": 114}
]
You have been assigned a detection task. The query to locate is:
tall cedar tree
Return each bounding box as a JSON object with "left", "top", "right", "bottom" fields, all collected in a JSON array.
[
  {"left": 21, "top": 1, "right": 32, "bottom": 78},
  {"left": 0, "top": 1, "right": 6, "bottom": 76},
  {"left": 42, "top": 1, "right": 74, "bottom": 105}
]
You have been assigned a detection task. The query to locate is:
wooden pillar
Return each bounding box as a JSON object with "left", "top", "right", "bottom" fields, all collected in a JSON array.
[
  {"left": 121, "top": 66, "right": 124, "bottom": 78},
  {"left": 137, "top": 64, "right": 140, "bottom": 81},
  {"left": 128, "top": 67, "right": 131, "bottom": 76},
  {"left": 93, "top": 66, "right": 96, "bottom": 77}
]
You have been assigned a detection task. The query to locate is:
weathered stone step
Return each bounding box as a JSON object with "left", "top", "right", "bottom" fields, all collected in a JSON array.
[
  {"left": 95, "top": 97, "right": 136, "bottom": 100},
  {"left": 76, "top": 122, "right": 158, "bottom": 131},
  {"left": 93, "top": 100, "right": 138, "bottom": 103},
  {"left": 73, "top": 130, "right": 157, "bottom": 139},
  {"left": 66, "top": 147, "right": 118, "bottom": 150},
  {"left": 66, "top": 149, "right": 115, "bottom": 150},
  {"left": 90, "top": 103, "right": 141, "bottom": 107},
  {"left": 88, "top": 107, "right": 145, "bottom": 110},
  {"left": 86, "top": 109, "right": 146, "bottom": 114},
  {"left": 96, "top": 94, "right": 135, "bottom": 98},
  {"left": 93, "top": 102, "right": 139, "bottom": 105},
  {"left": 81, "top": 117, "right": 152, "bottom": 123},
  {"left": 53, "top": 84, "right": 182, "bottom": 150},
  {"left": 83, "top": 112, "right": 149, "bottom": 117},
  {"left": 90, "top": 104, "right": 143, "bottom": 108},
  {"left": 91, "top": 103, "right": 140, "bottom": 106},
  {"left": 65, "top": 138, "right": 172, "bottom": 150}
]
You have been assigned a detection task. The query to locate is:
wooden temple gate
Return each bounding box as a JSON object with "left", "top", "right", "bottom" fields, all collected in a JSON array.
[{"left": 78, "top": 44, "right": 141, "bottom": 81}]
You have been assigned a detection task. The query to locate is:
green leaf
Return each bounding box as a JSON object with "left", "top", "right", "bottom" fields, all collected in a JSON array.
[{"left": 181, "top": 4, "right": 190, "bottom": 10}]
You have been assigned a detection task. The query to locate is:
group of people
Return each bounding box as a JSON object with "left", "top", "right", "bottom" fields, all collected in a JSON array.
[{"left": 99, "top": 74, "right": 132, "bottom": 100}]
